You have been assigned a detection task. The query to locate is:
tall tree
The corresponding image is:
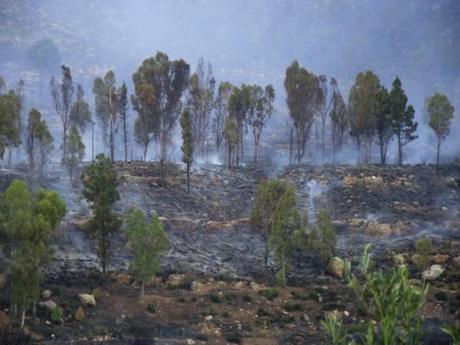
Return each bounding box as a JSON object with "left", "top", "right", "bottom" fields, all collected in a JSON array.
[
  {"left": 228, "top": 85, "right": 251, "bottom": 165},
  {"left": 81, "top": 154, "right": 121, "bottom": 274},
  {"left": 247, "top": 84, "right": 275, "bottom": 162},
  {"left": 348, "top": 71, "right": 381, "bottom": 164},
  {"left": 317, "top": 75, "right": 334, "bottom": 160},
  {"left": 62, "top": 126, "right": 85, "bottom": 184},
  {"left": 26, "top": 109, "right": 54, "bottom": 181},
  {"left": 284, "top": 61, "right": 321, "bottom": 163},
  {"left": 374, "top": 86, "right": 393, "bottom": 165},
  {"left": 427, "top": 92, "right": 455, "bottom": 165},
  {"left": 188, "top": 58, "right": 215, "bottom": 155},
  {"left": 389, "top": 77, "right": 417, "bottom": 165},
  {"left": 223, "top": 116, "right": 239, "bottom": 168},
  {"left": 213, "top": 82, "right": 233, "bottom": 152},
  {"left": 329, "top": 81, "right": 348, "bottom": 162},
  {"left": 0, "top": 76, "right": 5, "bottom": 94},
  {"left": 93, "top": 71, "right": 119, "bottom": 162},
  {"left": 118, "top": 82, "right": 129, "bottom": 161},
  {"left": 180, "top": 109, "right": 193, "bottom": 193},
  {"left": 124, "top": 208, "right": 169, "bottom": 300},
  {"left": 50, "top": 65, "right": 74, "bottom": 160},
  {"left": 0, "top": 90, "right": 21, "bottom": 160},
  {"left": 70, "top": 85, "right": 92, "bottom": 132},
  {"left": 132, "top": 52, "right": 190, "bottom": 172}
]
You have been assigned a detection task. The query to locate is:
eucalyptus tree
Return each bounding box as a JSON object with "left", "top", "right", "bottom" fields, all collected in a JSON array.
[
  {"left": 132, "top": 51, "right": 190, "bottom": 172},
  {"left": 389, "top": 77, "right": 417, "bottom": 165},
  {"left": 0, "top": 90, "right": 22, "bottom": 161},
  {"left": 374, "top": 86, "right": 393, "bottom": 165},
  {"left": 93, "top": 70, "right": 120, "bottom": 162},
  {"left": 50, "top": 65, "right": 74, "bottom": 159},
  {"left": 213, "top": 82, "right": 233, "bottom": 152},
  {"left": 284, "top": 61, "right": 322, "bottom": 163},
  {"left": 247, "top": 84, "right": 275, "bottom": 162},
  {"left": 348, "top": 70, "right": 381, "bottom": 164},
  {"left": 180, "top": 109, "right": 193, "bottom": 192},
  {"left": 188, "top": 58, "right": 215, "bottom": 155},
  {"left": 427, "top": 92, "right": 455, "bottom": 165},
  {"left": 329, "top": 82, "right": 348, "bottom": 162},
  {"left": 118, "top": 82, "right": 129, "bottom": 161}
]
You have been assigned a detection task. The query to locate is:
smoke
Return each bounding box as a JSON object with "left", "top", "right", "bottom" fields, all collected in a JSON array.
[{"left": 0, "top": 0, "right": 459, "bottom": 166}]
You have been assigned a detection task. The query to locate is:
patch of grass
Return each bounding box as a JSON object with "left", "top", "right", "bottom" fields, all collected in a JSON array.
[
  {"left": 322, "top": 303, "right": 345, "bottom": 311},
  {"left": 258, "top": 288, "right": 279, "bottom": 301},
  {"left": 176, "top": 296, "right": 187, "bottom": 303},
  {"left": 291, "top": 290, "right": 308, "bottom": 301},
  {"left": 225, "top": 293, "right": 237, "bottom": 304},
  {"left": 209, "top": 294, "right": 221, "bottom": 303},
  {"left": 222, "top": 329, "right": 242, "bottom": 344},
  {"left": 256, "top": 307, "right": 271, "bottom": 317},
  {"left": 284, "top": 302, "right": 303, "bottom": 312},
  {"left": 50, "top": 306, "right": 63, "bottom": 322},
  {"left": 221, "top": 311, "right": 230, "bottom": 318},
  {"left": 146, "top": 303, "right": 156, "bottom": 314}
]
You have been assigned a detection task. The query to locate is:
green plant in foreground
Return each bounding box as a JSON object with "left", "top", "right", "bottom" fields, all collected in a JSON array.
[
  {"left": 50, "top": 306, "right": 63, "bottom": 322},
  {"left": 414, "top": 237, "right": 432, "bottom": 271},
  {"left": 323, "top": 244, "right": 428, "bottom": 345},
  {"left": 442, "top": 324, "right": 460, "bottom": 345}
]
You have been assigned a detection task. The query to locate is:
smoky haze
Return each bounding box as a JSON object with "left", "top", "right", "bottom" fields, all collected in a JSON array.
[{"left": 0, "top": 0, "right": 459, "bottom": 164}]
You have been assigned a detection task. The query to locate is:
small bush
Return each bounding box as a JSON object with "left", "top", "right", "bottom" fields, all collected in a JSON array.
[
  {"left": 50, "top": 306, "right": 63, "bottom": 322},
  {"left": 284, "top": 302, "right": 303, "bottom": 312},
  {"left": 146, "top": 304, "right": 156, "bottom": 314},
  {"left": 208, "top": 294, "right": 221, "bottom": 303},
  {"left": 258, "top": 288, "right": 279, "bottom": 301},
  {"left": 256, "top": 307, "right": 271, "bottom": 317},
  {"left": 222, "top": 329, "right": 242, "bottom": 344},
  {"left": 415, "top": 237, "right": 432, "bottom": 270},
  {"left": 291, "top": 291, "right": 308, "bottom": 300},
  {"left": 242, "top": 294, "right": 252, "bottom": 303}
]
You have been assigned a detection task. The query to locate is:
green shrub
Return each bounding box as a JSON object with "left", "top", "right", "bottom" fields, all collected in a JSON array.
[
  {"left": 291, "top": 291, "right": 308, "bottom": 300},
  {"left": 146, "top": 303, "right": 156, "bottom": 314},
  {"left": 415, "top": 237, "right": 432, "bottom": 270},
  {"left": 258, "top": 288, "right": 279, "bottom": 301},
  {"left": 208, "top": 294, "right": 221, "bottom": 303},
  {"left": 242, "top": 294, "right": 252, "bottom": 303},
  {"left": 284, "top": 302, "right": 303, "bottom": 312},
  {"left": 323, "top": 244, "right": 428, "bottom": 345},
  {"left": 50, "top": 306, "right": 64, "bottom": 322}
]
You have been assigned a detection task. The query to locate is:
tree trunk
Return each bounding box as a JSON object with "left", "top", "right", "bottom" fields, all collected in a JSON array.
[
  {"left": 263, "top": 239, "right": 269, "bottom": 268},
  {"left": 398, "top": 134, "right": 403, "bottom": 166},
  {"left": 186, "top": 163, "right": 190, "bottom": 193},
  {"left": 110, "top": 120, "right": 114, "bottom": 162},
  {"left": 123, "top": 118, "right": 128, "bottom": 162},
  {"left": 254, "top": 140, "right": 258, "bottom": 162},
  {"left": 20, "top": 308, "right": 25, "bottom": 329},
  {"left": 140, "top": 279, "right": 145, "bottom": 301},
  {"left": 436, "top": 137, "right": 441, "bottom": 166}
]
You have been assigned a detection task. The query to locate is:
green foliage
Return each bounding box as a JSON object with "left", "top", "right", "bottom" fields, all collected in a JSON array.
[
  {"left": 124, "top": 208, "right": 169, "bottom": 299},
  {"left": 62, "top": 126, "right": 85, "bottom": 183},
  {"left": 208, "top": 294, "right": 221, "bottom": 303},
  {"left": 324, "top": 244, "right": 428, "bottom": 345},
  {"left": 309, "top": 209, "right": 336, "bottom": 263},
  {"left": 26, "top": 109, "right": 54, "bottom": 179},
  {"left": 321, "top": 317, "right": 348, "bottom": 345},
  {"left": 224, "top": 116, "right": 239, "bottom": 167},
  {"left": 258, "top": 288, "right": 279, "bottom": 301},
  {"left": 414, "top": 237, "right": 432, "bottom": 271},
  {"left": 132, "top": 51, "right": 190, "bottom": 165},
  {"left": 374, "top": 86, "right": 393, "bottom": 165},
  {"left": 81, "top": 154, "right": 120, "bottom": 274},
  {"left": 146, "top": 304, "right": 156, "bottom": 314},
  {"left": 0, "top": 89, "right": 22, "bottom": 158},
  {"left": 50, "top": 306, "right": 64, "bottom": 322},
  {"left": 284, "top": 60, "right": 321, "bottom": 162},
  {"left": 70, "top": 85, "right": 92, "bottom": 132},
  {"left": 389, "top": 77, "right": 417, "bottom": 165},
  {"left": 442, "top": 324, "right": 460, "bottom": 345},
  {"left": 427, "top": 92, "right": 455, "bottom": 165},
  {"left": 284, "top": 302, "right": 303, "bottom": 312},
  {"left": 0, "top": 179, "right": 65, "bottom": 326}
]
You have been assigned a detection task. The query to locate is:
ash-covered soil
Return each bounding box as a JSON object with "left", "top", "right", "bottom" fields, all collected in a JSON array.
[{"left": 0, "top": 162, "right": 459, "bottom": 344}]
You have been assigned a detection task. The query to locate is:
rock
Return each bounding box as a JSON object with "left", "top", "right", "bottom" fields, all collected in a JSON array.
[
  {"left": 411, "top": 254, "right": 422, "bottom": 265},
  {"left": 78, "top": 293, "right": 96, "bottom": 307},
  {"left": 453, "top": 256, "right": 460, "bottom": 269},
  {"left": 74, "top": 306, "right": 85, "bottom": 321},
  {"left": 167, "top": 274, "right": 186, "bottom": 288},
  {"left": 41, "top": 289, "right": 52, "bottom": 300},
  {"left": 432, "top": 254, "right": 449, "bottom": 264},
  {"left": 39, "top": 300, "right": 57, "bottom": 311},
  {"left": 350, "top": 218, "right": 365, "bottom": 227},
  {"left": 365, "top": 223, "right": 393, "bottom": 236},
  {"left": 204, "top": 315, "right": 213, "bottom": 321},
  {"left": 191, "top": 281, "right": 208, "bottom": 295},
  {"left": 328, "top": 257, "right": 345, "bottom": 279},
  {"left": 234, "top": 281, "right": 246, "bottom": 289},
  {"left": 422, "top": 265, "right": 445, "bottom": 281},
  {"left": 0, "top": 310, "right": 10, "bottom": 331}
]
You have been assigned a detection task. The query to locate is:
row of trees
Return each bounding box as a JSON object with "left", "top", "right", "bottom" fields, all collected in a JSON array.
[{"left": 285, "top": 61, "right": 456, "bottom": 165}]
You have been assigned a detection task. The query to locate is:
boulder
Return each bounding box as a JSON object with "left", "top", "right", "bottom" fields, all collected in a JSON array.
[
  {"left": 432, "top": 254, "right": 449, "bottom": 264},
  {"left": 365, "top": 223, "right": 393, "bottom": 237},
  {"left": 422, "top": 265, "right": 445, "bottom": 281},
  {"left": 38, "top": 300, "right": 57, "bottom": 311},
  {"left": 78, "top": 293, "right": 96, "bottom": 307},
  {"left": 167, "top": 274, "right": 186, "bottom": 288},
  {"left": 74, "top": 306, "right": 85, "bottom": 321},
  {"left": 41, "top": 289, "right": 52, "bottom": 300},
  {"left": 328, "top": 257, "right": 345, "bottom": 279}
]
